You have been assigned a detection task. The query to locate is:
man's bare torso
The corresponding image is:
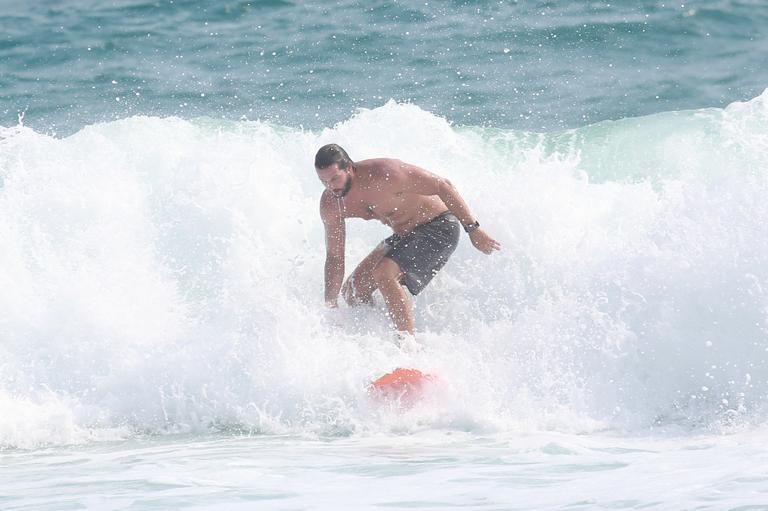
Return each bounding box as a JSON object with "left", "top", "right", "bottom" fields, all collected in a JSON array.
[{"left": 322, "top": 158, "right": 448, "bottom": 234}]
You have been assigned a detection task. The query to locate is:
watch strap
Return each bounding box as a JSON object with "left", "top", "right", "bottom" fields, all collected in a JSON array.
[{"left": 463, "top": 220, "right": 480, "bottom": 233}]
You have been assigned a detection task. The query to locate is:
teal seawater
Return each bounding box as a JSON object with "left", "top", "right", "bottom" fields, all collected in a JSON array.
[{"left": 1, "top": 0, "right": 767, "bottom": 135}]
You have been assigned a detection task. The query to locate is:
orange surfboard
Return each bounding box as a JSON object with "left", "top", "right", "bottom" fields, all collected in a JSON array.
[{"left": 368, "top": 367, "right": 436, "bottom": 406}]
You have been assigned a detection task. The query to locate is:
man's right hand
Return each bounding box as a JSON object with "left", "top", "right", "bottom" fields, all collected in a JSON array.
[
  {"left": 341, "top": 277, "right": 357, "bottom": 305},
  {"left": 325, "top": 298, "right": 339, "bottom": 308}
]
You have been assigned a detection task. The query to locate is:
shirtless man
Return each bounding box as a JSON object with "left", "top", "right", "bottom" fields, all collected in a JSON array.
[{"left": 315, "top": 143, "right": 500, "bottom": 337}]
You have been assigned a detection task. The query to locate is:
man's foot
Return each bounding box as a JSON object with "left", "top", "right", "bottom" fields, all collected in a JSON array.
[{"left": 395, "top": 331, "right": 423, "bottom": 353}]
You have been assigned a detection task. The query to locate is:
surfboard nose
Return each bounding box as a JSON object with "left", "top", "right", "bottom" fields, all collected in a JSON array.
[{"left": 368, "top": 367, "right": 436, "bottom": 407}]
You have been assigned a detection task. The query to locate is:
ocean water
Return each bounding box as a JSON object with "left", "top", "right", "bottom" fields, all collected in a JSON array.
[
  {"left": 2, "top": 1, "right": 768, "bottom": 510},
  {"left": 2, "top": 0, "right": 768, "bottom": 133}
]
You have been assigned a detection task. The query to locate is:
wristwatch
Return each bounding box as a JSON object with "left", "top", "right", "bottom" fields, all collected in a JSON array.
[{"left": 463, "top": 220, "right": 480, "bottom": 234}]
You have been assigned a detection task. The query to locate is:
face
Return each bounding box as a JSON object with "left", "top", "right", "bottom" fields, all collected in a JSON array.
[{"left": 316, "top": 163, "right": 352, "bottom": 198}]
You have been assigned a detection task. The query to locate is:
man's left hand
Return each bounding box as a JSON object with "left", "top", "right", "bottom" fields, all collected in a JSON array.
[{"left": 469, "top": 229, "right": 501, "bottom": 254}]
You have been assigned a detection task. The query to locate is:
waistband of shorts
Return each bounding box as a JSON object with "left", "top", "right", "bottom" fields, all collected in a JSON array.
[
  {"left": 426, "top": 210, "right": 456, "bottom": 224},
  {"left": 384, "top": 211, "right": 457, "bottom": 246},
  {"left": 409, "top": 210, "right": 457, "bottom": 231}
]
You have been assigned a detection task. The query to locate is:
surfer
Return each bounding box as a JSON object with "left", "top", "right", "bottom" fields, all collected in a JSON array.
[{"left": 315, "top": 143, "right": 500, "bottom": 340}]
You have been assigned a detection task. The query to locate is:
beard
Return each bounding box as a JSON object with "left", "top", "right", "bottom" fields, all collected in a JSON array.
[{"left": 331, "top": 173, "right": 352, "bottom": 198}]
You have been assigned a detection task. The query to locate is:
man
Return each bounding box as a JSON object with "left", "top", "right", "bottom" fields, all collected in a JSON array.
[{"left": 315, "top": 143, "right": 500, "bottom": 338}]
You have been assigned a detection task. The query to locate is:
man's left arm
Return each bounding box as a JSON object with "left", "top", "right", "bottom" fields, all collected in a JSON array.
[{"left": 396, "top": 161, "right": 501, "bottom": 254}]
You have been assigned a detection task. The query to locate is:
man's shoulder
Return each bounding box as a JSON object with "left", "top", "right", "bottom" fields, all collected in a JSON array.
[
  {"left": 358, "top": 158, "right": 405, "bottom": 179},
  {"left": 319, "top": 191, "right": 352, "bottom": 225},
  {"left": 319, "top": 190, "right": 339, "bottom": 216}
]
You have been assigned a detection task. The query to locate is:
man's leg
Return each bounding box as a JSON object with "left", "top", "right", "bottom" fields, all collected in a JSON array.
[
  {"left": 372, "top": 257, "right": 414, "bottom": 335},
  {"left": 341, "top": 244, "right": 388, "bottom": 305}
]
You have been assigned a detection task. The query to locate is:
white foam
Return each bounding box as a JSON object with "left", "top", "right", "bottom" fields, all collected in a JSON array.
[{"left": 1, "top": 90, "right": 767, "bottom": 447}]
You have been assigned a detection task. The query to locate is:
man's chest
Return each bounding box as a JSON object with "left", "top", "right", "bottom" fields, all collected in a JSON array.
[{"left": 345, "top": 190, "right": 408, "bottom": 220}]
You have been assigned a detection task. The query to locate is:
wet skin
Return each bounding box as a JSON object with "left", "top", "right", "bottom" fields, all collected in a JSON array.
[{"left": 317, "top": 157, "right": 500, "bottom": 335}]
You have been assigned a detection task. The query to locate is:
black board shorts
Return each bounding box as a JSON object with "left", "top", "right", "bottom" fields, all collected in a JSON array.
[{"left": 383, "top": 211, "right": 461, "bottom": 295}]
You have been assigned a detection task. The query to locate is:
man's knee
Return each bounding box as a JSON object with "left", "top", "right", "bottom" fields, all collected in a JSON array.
[
  {"left": 373, "top": 257, "right": 402, "bottom": 287},
  {"left": 343, "top": 274, "right": 374, "bottom": 306}
]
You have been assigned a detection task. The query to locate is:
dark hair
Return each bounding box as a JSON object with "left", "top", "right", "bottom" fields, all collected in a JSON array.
[{"left": 314, "top": 143, "right": 353, "bottom": 170}]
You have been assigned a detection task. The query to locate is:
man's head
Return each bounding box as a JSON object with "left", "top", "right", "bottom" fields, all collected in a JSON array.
[{"left": 315, "top": 143, "right": 354, "bottom": 198}]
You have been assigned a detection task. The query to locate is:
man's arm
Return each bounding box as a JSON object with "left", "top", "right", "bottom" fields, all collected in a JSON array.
[
  {"left": 320, "top": 192, "right": 346, "bottom": 307},
  {"left": 394, "top": 160, "right": 501, "bottom": 254}
]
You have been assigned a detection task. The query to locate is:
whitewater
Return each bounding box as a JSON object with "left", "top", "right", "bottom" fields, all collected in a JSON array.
[{"left": 1, "top": 91, "right": 768, "bottom": 509}]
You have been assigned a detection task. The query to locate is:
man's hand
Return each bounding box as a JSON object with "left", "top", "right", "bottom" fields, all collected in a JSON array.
[
  {"left": 469, "top": 229, "right": 501, "bottom": 254},
  {"left": 326, "top": 298, "right": 339, "bottom": 308},
  {"left": 341, "top": 278, "right": 354, "bottom": 305}
]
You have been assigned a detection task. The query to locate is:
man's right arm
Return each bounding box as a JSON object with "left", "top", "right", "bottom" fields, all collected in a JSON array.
[{"left": 320, "top": 193, "right": 345, "bottom": 307}]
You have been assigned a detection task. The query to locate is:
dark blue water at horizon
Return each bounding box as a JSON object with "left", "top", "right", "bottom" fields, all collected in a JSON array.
[{"left": 1, "top": 0, "right": 767, "bottom": 135}]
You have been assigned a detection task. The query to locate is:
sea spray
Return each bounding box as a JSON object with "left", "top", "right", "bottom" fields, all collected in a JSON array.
[{"left": 1, "top": 91, "right": 767, "bottom": 448}]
